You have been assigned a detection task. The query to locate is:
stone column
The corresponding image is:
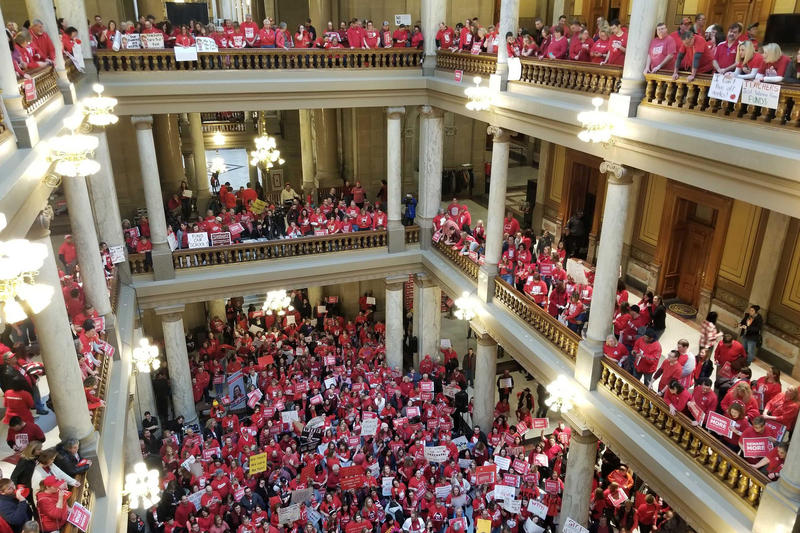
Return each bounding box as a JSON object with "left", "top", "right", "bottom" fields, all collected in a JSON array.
[
  {"left": 575, "top": 162, "right": 637, "bottom": 390},
  {"left": 132, "top": 115, "right": 175, "bottom": 280},
  {"left": 89, "top": 127, "right": 131, "bottom": 283},
  {"left": 385, "top": 276, "right": 406, "bottom": 371},
  {"left": 531, "top": 140, "right": 551, "bottom": 232},
  {"left": 54, "top": 0, "right": 91, "bottom": 59},
  {"left": 417, "top": 105, "right": 443, "bottom": 248},
  {"left": 387, "top": 107, "right": 406, "bottom": 253},
  {"left": 25, "top": 0, "right": 75, "bottom": 103},
  {"left": 620, "top": 174, "right": 643, "bottom": 277},
  {"left": 611, "top": 0, "right": 667, "bottom": 117},
  {"left": 124, "top": 407, "right": 144, "bottom": 471},
  {"left": 558, "top": 429, "right": 599, "bottom": 531},
  {"left": 188, "top": 112, "right": 211, "bottom": 214},
  {"left": 206, "top": 298, "right": 227, "bottom": 322},
  {"left": 134, "top": 369, "right": 157, "bottom": 427},
  {"left": 154, "top": 114, "right": 185, "bottom": 195},
  {"left": 478, "top": 126, "right": 510, "bottom": 302},
  {"left": 421, "top": 0, "right": 446, "bottom": 75},
  {"left": 473, "top": 329, "right": 497, "bottom": 432},
  {"left": 415, "top": 273, "right": 441, "bottom": 366},
  {"left": 496, "top": 0, "right": 520, "bottom": 87},
  {"left": 748, "top": 211, "right": 790, "bottom": 320},
  {"left": 299, "top": 109, "right": 316, "bottom": 194},
  {"left": 62, "top": 175, "right": 113, "bottom": 320},
  {"left": 309, "top": 0, "right": 332, "bottom": 29},
  {"left": 551, "top": 0, "right": 565, "bottom": 25},
  {"left": 220, "top": 0, "right": 235, "bottom": 20},
  {"left": 0, "top": 6, "right": 38, "bottom": 147},
  {"left": 753, "top": 430, "right": 800, "bottom": 533},
  {"left": 312, "top": 109, "right": 339, "bottom": 187},
  {"left": 156, "top": 306, "right": 198, "bottom": 427}
]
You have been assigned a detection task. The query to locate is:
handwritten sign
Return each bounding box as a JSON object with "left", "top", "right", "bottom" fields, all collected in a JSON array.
[
  {"left": 424, "top": 446, "right": 450, "bottom": 463},
  {"left": 361, "top": 417, "right": 379, "bottom": 436},
  {"left": 527, "top": 499, "right": 548, "bottom": 519},
  {"left": 278, "top": 503, "right": 301, "bottom": 524},
  {"left": 211, "top": 231, "right": 232, "bottom": 246},
  {"left": 494, "top": 455, "right": 511, "bottom": 471},
  {"left": 122, "top": 33, "right": 141, "bottom": 49},
  {"left": 195, "top": 36, "right": 219, "bottom": 52},
  {"left": 187, "top": 232, "right": 210, "bottom": 249},
  {"left": 741, "top": 437, "right": 773, "bottom": 458},
  {"left": 563, "top": 518, "right": 589, "bottom": 533},
  {"left": 108, "top": 245, "right": 126, "bottom": 264},
  {"left": 741, "top": 80, "right": 781, "bottom": 110},
  {"left": 708, "top": 73, "right": 743, "bottom": 103},
  {"left": 493, "top": 483, "right": 516, "bottom": 501},
  {"left": 248, "top": 452, "right": 267, "bottom": 474},
  {"left": 435, "top": 484, "right": 452, "bottom": 498},
  {"left": 67, "top": 502, "right": 91, "bottom": 531},
  {"left": 141, "top": 32, "right": 165, "bottom": 49},
  {"left": 706, "top": 411, "right": 733, "bottom": 438},
  {"left": 501, "top": 498, "right": 521, "bottom": 514}
]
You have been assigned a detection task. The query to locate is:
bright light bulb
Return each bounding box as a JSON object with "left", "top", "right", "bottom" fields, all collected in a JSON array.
[
  {"left": 213, "top": 131, "right": 225, "bottom": 147},
  {"left": 17, "top": 283, "right": 53, "bottom": 313},
  {"left": 92, "top": 83, "right": 104, "bottom": 95},
  {"left": 3, "top": 300, "right": 26, "bottom": 323}
]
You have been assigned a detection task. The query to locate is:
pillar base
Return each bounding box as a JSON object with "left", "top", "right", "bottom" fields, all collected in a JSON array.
[
  {"left": 575, "top": 338, "right": 604, "bottom": 391},
  {"left": 387, "top": 221, "right": 406, "bottom": 253},
  {"left": 151, "top": 244, "right": 175, "bottom": 280},
  {"left": 752, "top": 479, "right": 800, "bottom": 533},
  {"left": 418, "top": 218, "right": 433, "bottom": 250},
  {"left": 57, "top": 76, "right": 76, "bottom": 105},
  {"left": 9, "top": 114, "right": 39, "bottom": 148},
  {"left": 422, "top": 54, "right": 437, "bottom": 76},
  {"left": 477, "top": 264, "right": 497, "bottom": 303},
  {"left": 609, "top": 86, "right": 645, "bottom": 118},
  {"left": 495, "top": 63, "right": 509, "bottom": 91}
]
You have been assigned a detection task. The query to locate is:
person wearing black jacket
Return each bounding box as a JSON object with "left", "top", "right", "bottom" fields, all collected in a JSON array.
[
  {"left": 739, "top": 304, "right": 763, "bottom": 364},
  {"left": 649, "top": 295, "right": 667, "bottom": 340},
  {"left": 54, "top": 439, "right": 90, "bottom": 478},
  {"left": 0, "top": 478, "right": 32, "bottom": 532}
]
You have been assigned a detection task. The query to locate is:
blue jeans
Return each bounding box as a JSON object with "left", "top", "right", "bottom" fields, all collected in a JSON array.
[
  {"left": 743, "top": 338, "right": 758, "bottom": 364},
  {"left": 501, "top": 274, "right": 514, "bottom": 284}
]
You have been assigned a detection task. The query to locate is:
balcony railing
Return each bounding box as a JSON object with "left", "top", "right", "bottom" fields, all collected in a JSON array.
[
  {"left": 432, "top": 239, "right": 479, "bottom": 280},
  {"left": 643, "top": 73, "right": 800, "bottom": 130},
  {"left": 95, "top": 48, "right": 423, "bottom": 73},
  {"left": 493, "top": 278, "right": 580, "bottom": 360},
  {"left": 404, "top": 225, "right": 420, "bottom": 244},
  {"left": 435, "top": 50, "right": 498, "bottom": 77},
  {"left": 17, "top": 66, "right": 59, "bottom": 113},
  {"left": 515, "top": 57, "right": 622, "bottom": 95},
  {"left": 599, "top": 360, "right": 768, "bottom": 511},
  {"left": 201, "top": 121, "right": 252, "bottom": 133}
]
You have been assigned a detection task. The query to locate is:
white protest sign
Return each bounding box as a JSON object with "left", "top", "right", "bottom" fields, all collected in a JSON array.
[
  {"left": 290, "top": 487, "right": 314, "bottom": 504},
  {"left": 167, "top": 232, "right": 178, "bottom": 251},
  {"left": 741, "top": 80, "right": 781, "bottom": 110},
  {"left": 108, "top": 245, "right": 126, "bottom": 264},
  {"left": 440, "top": 338, "right": 451, "bottom": 349},
  {"left": 435, "top": 484, "right": 452, "bottom": 498},
  {"left": 278, "top": 504, "right": 301, "bottom": 524},
  {"left": 382, "top": 476, "right": 394, "bottom": 496},
  {"left": 424, "top": 446, "right": 450, "bottom": 463},
  {"left": 494, "top": 456, "right": 511, "bottom": 471},
  {"left": 281, "top": 410, "right": 299, "bottom": 424},
  {"left": 527, "top": 499, "right": 548, "bottom": 519},
  {"left": 523, "top": 518, "right": 545, "bottom": 533},
  {"left": 361, "top": 417, "right": 379, "bottom": 436},
  {"left": 123, "top": 33, "right": 141, "bottom": 49},
  {"left": 708, "top": 73, "right": 743, "bottom": 103},
  {"left": 366, "top": 296, "right": 376, "bottom": 305},
  {"left": 508, "top": 57, "right": 522, "bottom": 81},
  {"left": 394, "top": 14, "right": 412, "bottom": 26},
  {"left": 563, "top": 518, "right": 589, "bottom": 533},
  {"left": 180, "top": 455, "right": 196, "bottom": 471},
  {"left": 188, "top": 489, "right": 204, "bottom": 511},
  {"left": 501, "top": 499, "right": 521, "bottom": 514},
  {"left": 196, "top": 36, "right": 219, "bottom": 52},
  {"left": 141, "top": 32, "right": 165, "bottom": 49},
  {"left": 493, "top": 483, "right": 516, "bottom": 501},
  {"left": 452, "top": 435, "right": 468, "bottom": 451},
  {"left": 175, "top": 45, "right": 198, "bottom": 61},
  {"left": 187, "top": 232, "right": 210, "bottom": 249}
]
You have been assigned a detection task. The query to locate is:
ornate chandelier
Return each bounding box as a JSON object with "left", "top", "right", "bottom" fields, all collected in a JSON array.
[
  {"left": 82, "top": 83, "right": 118, "bottom": 127},
  {"left": 577, "top": 97, "right": 619, "bottom": 144},
  {"left": 453, "top": 291, "right": 478, "bottom": 321},
  {"left": 0, "top": 237, "right": 53, "bottom": 323},
  {"left": 262, "top": 290, "right": 293, "bottom": 316},
  {"left": 465, "top": 76, "right": 494, "bottom": 112},
  {"left": 124, "top": 462, "right": 161, "bottom": 509},
  {"left": 544, "top": 375, "right": 577, "bottom": 413},
  {"left": 49, "top": 113, "right": 101, "bottom": 177},
  {"left": 132, "top": 338, "right": 161, "bottom": 373},
  {"left": 249, "top": 134, "right": 285, "bottom": 169}
]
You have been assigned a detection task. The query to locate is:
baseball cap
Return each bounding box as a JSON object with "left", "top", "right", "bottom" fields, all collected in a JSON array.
[{"left": 43, "top": 475, "right": 64, "bottom": 488}]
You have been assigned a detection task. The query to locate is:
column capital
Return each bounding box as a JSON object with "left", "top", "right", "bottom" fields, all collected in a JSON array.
[
  {"left": 487, "top": 125, "right": 511, "bottom": 143},
  {"left": 386, "top": 107, "right": 406, "bottom": 119},
  {"left": 385, "top": 274, "right": 408, "bottom": 291},
  {"left": 131, "top": 115, "right": 154, "bottom": 130},
  {"left": 599, "top": 160, "right": 637, "bottom": 185},
  {"left": 154, "top": 305, "right": 185, "bottom": 321},
  {"left": 475, "top": 331, "right": 497, "bottom": 347},
  {"left": 414, "top": 272, "right": 438, "bottom": 288},
  {"left": 418, "top": 105, "right": 443, "bottom": 118}
]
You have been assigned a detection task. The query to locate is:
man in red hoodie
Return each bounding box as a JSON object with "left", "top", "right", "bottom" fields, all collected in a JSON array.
[
  {"left": 29, "top": 19, "right": 55, "bottom": 63},
  {"left": 631, "top": 329, "right": 662, "bottom": 386}
]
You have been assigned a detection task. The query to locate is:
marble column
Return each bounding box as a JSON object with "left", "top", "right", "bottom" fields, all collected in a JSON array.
[
  {"left": 299, "top": 109, "right": 316, "bottom": 194},
  {"left": 156, "top": 306, "right": 198, "bottom": 427},
  {"left": 620, "top": 174, "right": 643, "bottom": 278},
  {"left": 124, "top": 407, "right": 144, "bottom": 471},
  {"left": 62, "top": 175, "right": 113, "bottom": 320},
  {"left": 54, "top": 0, "right": 91, "bottom": 59},
  {"left": 309, "top": 0, "right": 332, "bottom": 29},
  {"left": 385, "top": 276, "right": 406, "bottom": 371},
  {"left": 551, "top": 0, "right": 565, "bottom": 25},
  {"left": 25, "top": 0, "right": 75, "bottom": 103},
  {"left": 134, "top": 368, "right": 158, "bottom": 428},
  {"left": 220, "top": 0, "right": 235, "bottom": 20},
  {"left": 0, "top": 6, "right": 38, "bottom": 147},
  {"left": 417, "top": 105, "right": 443, "bottom": 248},
  {"left": 312, "top": 109, "right": 339, "bottom": 187},
  {"left": 188, "top": 112, "right": 211, "bottom": 214},
  {"left": 387, "top": 107, "right": 406, "bottom": 253},
  {"left": 415, "top": 273, "right": 441, "bottom": 366},
  {"left": 473, "top": 329, "right": 497, "bottom": 432},
  {"left": 749, "top": 211, "right": 790, "bottom": 320},
  {"left": 753, "top": 430, "right": 800, "bottom": 533},
  {"left": 421, "top": 0, "right": 446, "bottom": 75},
  {"left": 206, "top": 298, "right": 227, "bottom": 322},
  {"left": 558, "top": 430, "right": 599, "bottom": 530},
  {"left": 306, "top": 287, "right": 323, "bottom": 309},
  {"left": 612, "top": 0, "right": 667, "bottom": 116},
  {"left": 132, "top": 115, "right": 175, "bottom": 280},
  {"left": 478, "top": 126, "right": 510, "bottom": 302},
  {"left": 532, "top": 140, "right": 551, "bottom": 232},
  {"left": 575, "top": 162, "right": 637, "bottom": 390},
  {"left": 154, "top": 114, "right": 185, "bottom": 196},
  {"left": 89, "top": 127, "right": 131, "bottom": 283},
  {"left": 496, "top": 0, "right": 520, "bottom": 87}
]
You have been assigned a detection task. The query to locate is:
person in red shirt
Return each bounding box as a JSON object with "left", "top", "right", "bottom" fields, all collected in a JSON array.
[
  {"left": 673, "top": 31, "right": 714, "bottom": 81},
  {"left": 410, "top": 25, "right": 424, "bottom": 49},
  {"left": 36, "top": 476, "right": 70, "bottom": 532},
  {"left": 637, "top": 494, "right": 659, "bottom": 533},
  {"left": 689, "top": 377, "right": 717, "bottom": 424},
  {"left": 362, "top": 21, "right": 380, "bottom": 49},
  {"left": 563, "top": 292, "right": 585, "bottom": 335},
  {"left": 175, "top": 25, "right": 194, "bottom": 47},
  {"left": 713, "top": 23, "right": 742, "bottom": 73},
  {"left": 276, "top": 22, "right": 293, "bottom": 49},
  {"left": 670, "top": 17, "right": 693, "bottom": 49},
  {"left": 605, "top": 20, "right": 627, "bottom": 65},
  {"left": 259, "top": 20, "right": 276, "bottom": 48},
  {"left": 524, "top": 273, "right": 548, "bottom": 308},
  {"left": 436, "top": 23, "right": 455, "bottom": 50},
  {"left": 295, "top": 24, "right": 312, "bottom": 48},
  {"left": 393, "top": 24, "right": 409, "bottom": 47},
  {"left": 663, "top": 381, "right": 692, "bottom": 416},
  {"left": 57, "top": 235, "right": 77, "bottom": 273},
  {"left": 29, "top": 20, "right": 55, "bottom": 64},
  {"left": 631, "top": 329, "right": 662, "bottom": 386},
  {"left": 346, "top": 19, "right": 364, "bottom": 49},
  {"left": 590, "top": 26, "right": 611, "bottom": 63},
  {"left": 570, "top": 29, "right": 592, "bottom": 62},
  {"left": 651, "top": 350, "right": 683, "bottom": 396},
  {"left": 240, "top": 14, "right": 260, "bottom": 47},
  {"left": 764, "top": 387, "right": 800, "bottom": 431},
  {"left": 714, "top": 333, "right": 747, "bottom": 374},
  {"left": 754, "top": 442, "right": 787, "bottom": 480},
  {"left": 756, "top": 43, "right": 791, "bottom": 82},
  {"left": 645, "top": 22, "right": 676, "bottom": 74}
]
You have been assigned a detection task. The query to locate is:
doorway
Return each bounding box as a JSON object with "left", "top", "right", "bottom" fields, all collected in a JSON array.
[{"left": 560, "top": 149, "right": 604, "bottom": 261}]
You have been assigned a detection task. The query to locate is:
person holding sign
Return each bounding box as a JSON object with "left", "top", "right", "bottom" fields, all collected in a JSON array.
[
  {"left": 36, "top": 476, "right": 70, "bottom": 532},
  {"left": 753, "top": 442, "right": 788, "bottom": 480}
]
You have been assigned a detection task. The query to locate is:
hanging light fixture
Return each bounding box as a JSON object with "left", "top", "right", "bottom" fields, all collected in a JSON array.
[
  {"left": 262, "top": 290, "right": 293, "bottom": 316},
  {"left": 544, "top": 375, "right": 577, "bottom": 413},
  {"left": 124, "top": 462, "right": 161, "bottom": 509},
  {"left": 577, "top": 97, "right": 619, "bottom": 145},
  {"left": 465, "top": 76, "right": 495, "bottom": 112},
  {"left": 209, "top": 155, "right": 227, "bottom": 176},
  {"left": 49, "top": 112, "right": 101, "bottom": 177},
  {"left": 132, "top": 338, "right": 161, "bottom": 373},
  {"left": 453, "top": 291, "right": 479, "bottom": 321},
  {"left": 249, "top": 134, "right": 285, "bottom": 169},
  {"left": 82, "top": 83, "right": 118, "bottom": 127},
  {"left": 0, "top": 237, "right": 53, "bottom": 324}
]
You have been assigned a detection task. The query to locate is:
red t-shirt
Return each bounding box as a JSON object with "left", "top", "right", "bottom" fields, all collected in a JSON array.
[
  {"left": 590, "top": 38, "right": 611, "bottom": 63},
  {"left": 546, "top": 36, "right": 568, "bottom": 59},
  {"left": 714, "top": 40, "right": 738, "bottom": 69},
  {"left": 648, "top": 36, "right": 676, "bottom": 71},
  {"left": 679, "top": 34, "right": 714, "bottom": 73},
  {"left": 607, "top": 31, "right": 628, "bottom": 65},
  {"left": 363, "top": 30, "right": 380, "bottom": 48}
]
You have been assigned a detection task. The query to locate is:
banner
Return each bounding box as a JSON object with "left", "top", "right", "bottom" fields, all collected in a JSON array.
[
  {"left": 248, "top": 452, "right": 267, "bottom": 474},
  {"left": 141, "top": 32, "right": 165, "bottom": 49},
  {"left": 340, "top": 465, "right": 365, "bottom": 490},
  {"left": 741, "top": 437, "right": 773, "bottom": 458},
  {"left": 705, "top": 411, "right": 733, "bottom": 438},
  {"left": 175, "top": 45, "right": 198, "bottom": 61},
  {"left": 195, "top": 36, "right": 219, "bottom": 52},
  {"left": 741, "top": 80, "right": 781, "bottom": 110},
  {"left": 226, "top": 370, "right": 246, "bottom": 410},
  {"left": 424, "top": 446, "right": 450, "bottom": 463},
  {"left": 187, "top": 232, "right": 210, "bottom": 248},
  {"left": 708, "top": 73, "right": 743, "bottom": 103}
]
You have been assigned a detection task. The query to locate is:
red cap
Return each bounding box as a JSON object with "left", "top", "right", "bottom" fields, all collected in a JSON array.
[{"left": 43, "top": 475, "right": 64, "bottom": 489}]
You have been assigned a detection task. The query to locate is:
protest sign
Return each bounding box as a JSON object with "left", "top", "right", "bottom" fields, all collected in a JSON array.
[
  {"left": 494, "top": 455, "right": 511, "bottom": 471},
  {"left": 174, "top": 45, "right": 198, "bottom": 61},
  {"left": 545, "top": 479, "right": 560, "bottom": 494},
  {"left": 248, "top": 452, "right": 267, "bottom": 474},
  {"left": 424, "top": 446, "right": 450, "bottom": 463},
  {"left": 563, "top": 518, "right": 589, "bottom": 533},
  {"left": 501, "top": 499, "right": 521, "bottom": 514},
  {"left": 742, "top": 80, "right": 781, "bottom": 109},
  {"left": 122, "top": 33, "right": 141, "bottom": 49},
  {"left": 141, "top": 32, "right": 165, "bottom": 49},
  {"left": 528, "top": 499, "right": 548, "bottom": 519},
  {"left": 493, "top": 484, "right": 516, "bottom": 501},
  {"left": 531, "top": 418, "right": 549, "bottom": 430},
  {"left": 187, "top": 232, "right": 210, "bottom": 248},
  {"left": 195, "top": 36, "right": 218, "bottom": 52},
  {"left": 708, "top": 73, "right": 743, "bottom": 103},
  {"left": 108, "top": 245, "right": 126, "bottom": 264},
  {"left": 435, "top": 484, "right": 452, "bottom": 498},
  {"left": 476, "top": 465, "right": 496, "bottom": 484},
  {"left": 278, "top": 504, "right": 301, "bottom": 524},
  {"left": 382, "top": 476, "right": 394, "bottom": 496},
  {"left": 741, "top": 437, "right": 773, "bottom": 458},
  {"left": 211, "top": 232, "right": 232, "bottom": 246},
  {"left": 706, "top": 411, "right": 733, "bottom": 438},
  {"left": 291, "top": 487, "right": 314, "bottom": 504},
  {"left": 67, "top": 502, "right": 91, "bottom": 531},
  {"left": 361, "top": 417, "right": 379, "bottom": 436}
]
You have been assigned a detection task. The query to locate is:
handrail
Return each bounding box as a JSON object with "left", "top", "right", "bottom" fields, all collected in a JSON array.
[
  {"left": 61, "top": 475, "right": 92, "bottom": 533},
  {"left": 64, "top": 57, "right": 82, "bottom": 83},
  {"left": 17, "top": 65, "right": 59, "bottom": 113},
  {"left": 95, "top": 48, "right": 423, "bottom": 72},
  {"left": 404, "top": 225, "right": 420, "bottom": 244},
  {"left": 643, "top": 73, "right": 800, "bottom": 129},
  {"left": 493, "top": 277, "right": 581, "bottom": 361},
  {"left": 202, "top": 121, "right": 252, "bottom": 133},
  {"left": 599, "top": 359, "right": 768, "bottom": 510},
  {"left": 109, "top": 270, "right": 120, "bottom": 314},
  {"left": 435, "top": 50, "right": 498, "bottom": 76},
  {"left": 515, "top": 57, "right": 622, "bottom": 95},
  {"left": 432, "top": 239, "right": 479, "bottom": 281}
]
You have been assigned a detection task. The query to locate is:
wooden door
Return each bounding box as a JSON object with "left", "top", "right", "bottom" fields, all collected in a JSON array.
[{"left": 676, "top": 221, "right": 715, "bottom": 305}]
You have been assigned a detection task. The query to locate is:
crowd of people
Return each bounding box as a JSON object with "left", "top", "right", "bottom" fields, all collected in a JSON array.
[
  {"left": 133, "top": 292, "right": 689, "bottom": 533},
  {"left": 433, "top": 201, "right": 793, "bottom": 480}
]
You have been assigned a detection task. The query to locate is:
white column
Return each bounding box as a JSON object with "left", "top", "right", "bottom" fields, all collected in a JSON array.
[
  {"left": 749, "top": 211, "right": 790, "bottom": 319},
  {"left": 299, "top": 109, "right": 316, "bottom": 194},
  {"left": 157, "top": 306, "right": 198, "bottom": 427},
  {"left": 496, "top": 0, "right": 520, "bottom": 85},
  {"left": 29, "top": 229, "right": 97, "bottom": 448},
  {"left": 188, "top": 112, "right": 211, "bottom": 213},
  {"left": 415, "top": 274, "right": 441, "bottom": 365},
  {"left": 0, "top": 6, "right": 39, "bottom": 146},
  {"left": 551, "top": 0, "right": 565, "bottom": 26},
  {"left": 575, "top": 162, "right": 636, "bottom": 390},
  {"left": 54, "top": 0, "right": 92, "bottom": 59},
  {"left": 134, "top": 368, "right": 157, "bottom": 427},
  {"left": 385, "top": 276, "right": 406, "bottom": 371},
  {"left": 221, "top": 0, "right": 235, "bottom": 20},
  {"left": 612, "top": 0, "right": 667, "bottom": 116},
  {"left": 478, "top": 126, "right": 510, "bottom": 302},
  {"left": 387, "top": 107, "right": 406, "bottom": 252},
  {"left": 131, "top": 115, "right": 175, "bottom": 280},
  {"left": 473, "top": 331, "right": 497, "bottom": 432},
  {"left": 124, "top": 407, "right": 144, "bottom": 470},
  {"left": 25, "top": 0, "right": 74, "bottom": 101},
  {"left": 558, "top": 430, "right": 599, "bottom": 531},
  {"left": 421, "top": 0, "right": 446, "bottom": 75},
  {"left": 418, "top": 105, "right": 443, "bottom": 248},
  {"left": 62, "top": 176, "right": 112, "bottom": 318}
]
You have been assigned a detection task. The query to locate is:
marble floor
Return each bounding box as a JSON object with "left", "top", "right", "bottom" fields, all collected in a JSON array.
[{"left": 206, "top": 148, "right": 251, "bottom": 190}]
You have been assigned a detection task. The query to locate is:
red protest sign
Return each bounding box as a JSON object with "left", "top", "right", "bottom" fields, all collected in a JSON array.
[
  {"left": 310, "top": 394, "right": 323, "bottom": 405},
  {"left": 420, "top": 381, "right": 434, "bottom": 392},
  {"left": 258, "top": 355, "right": 274, "bottom": 368},
  {"left": 407, "top": 406, "right": 420, "bottom": 418},
  {"left": 512, "top": 459, "right": 529, "bottom": 475},
  {"left": 340, "top": 465, "right": 365, "bottom": 490},
  {"left": 515, "top": 421, "right": 528, "bottom": 434},
  {"left": 544, "top": 479, "right": 560, "bottom": 494},
  {"left": 608, "top": 488, "right": 627, "bottom": 508},
  {"left": 420, "top": 391, "right": 434, "bottom": 401},
  {"left": 454, "top": 70, "right": 463, "bottom": 82},
  {"left": 686, "top": 401, "right": 705, "bottom": 426},
  {"left": 705, "top": 412, "right": 733, "bottom": 438},
  {"left": 475, "top": 465, "right": 496, "bottom": 485},
  {"left": 764, "top": 420, "right": 787, "bottom": 441},
  {"left": 324, "top": 355, "right": 336, "bottom": 366},
  {"left": 531, "top": 418, "right": 549, "bottom": 430},
  {"left": 67, "top": 502, "right": 91, "bottom": 531},
  {"left": 741, "top": 437, "right": 773, "bottom": 458},
  {"left": 23, "top": 78, "right": 37, "bottom": 102}
]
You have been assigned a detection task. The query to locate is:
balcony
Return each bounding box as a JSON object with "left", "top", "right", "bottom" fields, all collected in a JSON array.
[{"left": 16, "top": 65, "right": 61, "bottom": 115}]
